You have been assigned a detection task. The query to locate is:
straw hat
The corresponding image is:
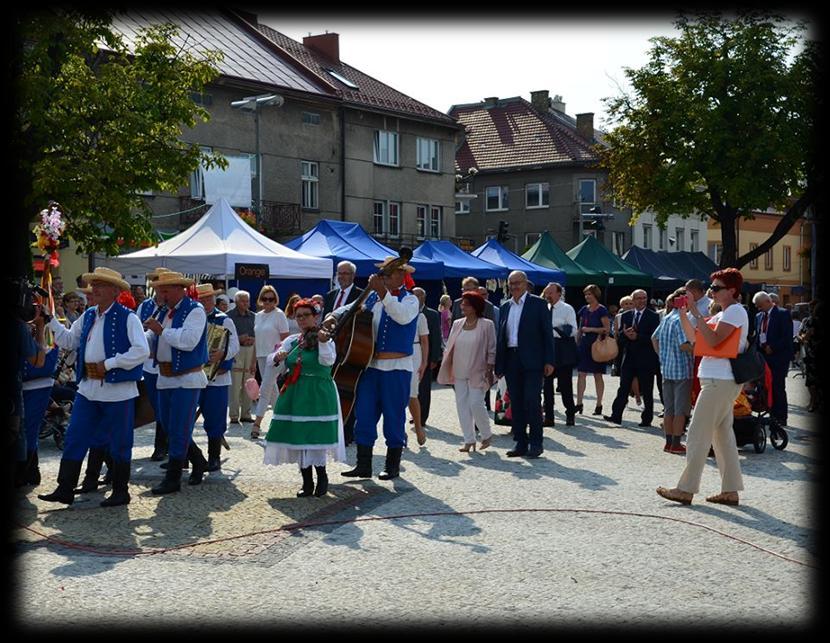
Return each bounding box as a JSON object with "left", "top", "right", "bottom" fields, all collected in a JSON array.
[
  {"left": 195, "top": 283, "right": 224, "bottom": 299},
  {"left": 147, "top": 266, "right": 172, "bottom": 280},
  {"left": 374, "top": 256, "right": 416, "bottom": 273},
  {"left": 150, "top": 271, "right": 194, "bottom": 288},
  {"left": 81, "top": 267, "right": 130, "bottom": 291}
]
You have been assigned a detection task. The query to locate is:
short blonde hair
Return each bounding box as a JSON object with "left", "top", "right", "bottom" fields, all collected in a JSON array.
[
  {"left": 619, "top": 295, "right": 633, "bottom": 307},
  {"left": 257, "top": 285, "right": 279, "bottom": 307},
  {"left": 439, "top": 294, "right": 452, "bottom": 308}
]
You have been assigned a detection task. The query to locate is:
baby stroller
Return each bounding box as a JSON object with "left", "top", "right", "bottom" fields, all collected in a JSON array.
[
  {"left": 732, "top": 364, "right": 789, "bottom": 453},
  {"left": 38, "top": 349, "right": 76, "bottom": 451}
]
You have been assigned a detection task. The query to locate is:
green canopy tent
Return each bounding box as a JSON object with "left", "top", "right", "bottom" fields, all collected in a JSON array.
[
  {"left": 566, "top": 235, "right": 653, "bottom": 305},
  {"left": 521, "top": 231, "right": 604, "bottom": 288}
]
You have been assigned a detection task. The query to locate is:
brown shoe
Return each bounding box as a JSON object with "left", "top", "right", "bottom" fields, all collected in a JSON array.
[
  {"left": 415, "top": 426, "right": 427, "bottom": 446},
  {"left": 656, "top": 486, "right": 693, "bottom": 505},
  {"left": 705, "top": 492, "right": 739, "bottom": 506}
]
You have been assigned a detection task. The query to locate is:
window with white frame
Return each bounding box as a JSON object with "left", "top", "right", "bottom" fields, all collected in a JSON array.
[
  {"left": 302, "top": 111, "right": 320, "bottom": 125},
  {"left": 430, "top": 206, "right": 441, "bottom": 238},
  {"left": 526, "top": 182, "right": 550, "bottom": 209},
  {"left": 190, "top": 146, "right": 213, "bottom": 199},
  {"left": 416, "top": 205, "right": 427, "bottom": 238},
  {"left": 301, "top": 161, "right": 318, "bottom": 210},
  {"left": 659, "top": 227, "right": 667, "bottom": 250},
  {"left": 642, "top": 224, "right": 652, "bottom": 250},
  {"left": 416, "top": 138, "right": 440, "bottom": 172},
  {"left": 709, "top": 242, "right": 723, "bottom": 265},
  {"left": 690, "top": 229, "right": 699, "bottom": 253},
  {"left": 486, "top": 186, "right": 509, "bottom": 211},
  {"left": 579, "top": 179, "right": 597, "bottom": 214},
  {"left": 388, "top": 201, "right": 401, "bottom": 238},
  {"left": 455, "top": 199, "right": 470, "bottom": 214},
  {"left": 612, "top": 231, "right": 626, "bottom": 256},
  {"left": 373, "top": 130, "right": 399, "bottom": 166},
  {"left": 749, "top": 243, "right": 759, "bottom": 269},
  {"left": 675, "top": 228, "right": 685, "bottom": 251},
  {"left": 784, "top": 245, "right": 792, "bottom": 272},
  {"left": 764, "top": 247, "right": 773, "bottom": 270},
  {"left": 373, "top": 201, "right": 385, "bottom": 235}
]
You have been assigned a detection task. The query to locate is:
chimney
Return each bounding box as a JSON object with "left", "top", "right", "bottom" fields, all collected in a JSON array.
[
  {"left": 483, "top": 96, "right": 499, "bottom": 108},
  {"left": 530, "top": 90, "right": 550, "bottom": 112},
  {"left": 551, "top": 94, "right": 566, "bottom": 113},
  {"left": 576, "top": 113, "right": 594, "bottom": 141},
  {"left": 303, "top": 32, "right": 340, "bottom": 63}
]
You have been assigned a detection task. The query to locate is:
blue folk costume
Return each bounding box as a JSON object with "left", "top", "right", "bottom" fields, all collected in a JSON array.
[
  {"left": 19, "top": 346, "right": 61, "bottom": 485},
  {"left": 138, "top": 297, "right": 168, "bottom": 459}
]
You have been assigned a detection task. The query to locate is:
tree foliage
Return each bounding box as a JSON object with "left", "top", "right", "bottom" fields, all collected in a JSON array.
[
  {"left": 13, "top": 8, "right": 227, "bottom": 262},
  {"left": 598, "top": 11, "right": 820, "bottom": 268}
]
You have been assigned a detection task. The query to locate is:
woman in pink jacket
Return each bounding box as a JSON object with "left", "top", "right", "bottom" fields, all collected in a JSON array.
[{"left": 438, "top": 291, "right": 496, "bottom": 452}]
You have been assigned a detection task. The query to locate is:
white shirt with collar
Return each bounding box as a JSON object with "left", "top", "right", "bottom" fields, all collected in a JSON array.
[
  {"left": 696, "top": 295, "right": 713, "bottom": 318},
  {"left": 142, "top": 298, "right": 163, "bottom": 374},
  {"left": 151, "top": 299, "right": 208, "bottom": 390},
  {"left": 332, "top": 283, "right": 355, "bottom": 309},
  {"left": 204, "top": 306, "right": 240, "bottom": 388},
  {"left": 49, "top": 303, "right": 149, "bottom": 402},
  {"left": 550, "top": 300, "right": 578, "bottom": 338},
  {"left": 506, "top": 291, "right": 528, "bottom": 348}
]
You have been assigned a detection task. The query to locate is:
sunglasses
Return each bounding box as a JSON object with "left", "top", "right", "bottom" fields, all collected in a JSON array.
[
  {"left": 708, "top": 285, "right": 727, "bottom": 293},
  {"left": 260, "top": 297, "right": 276, "bottom": 303}
]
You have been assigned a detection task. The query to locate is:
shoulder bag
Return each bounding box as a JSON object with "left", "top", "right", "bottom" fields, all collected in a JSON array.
[
  {"left": 730, "top": 330, "right": 766, "bottom": 384},
  {"left": 591, "top": 332, "right": 619, "bottom": 363}
]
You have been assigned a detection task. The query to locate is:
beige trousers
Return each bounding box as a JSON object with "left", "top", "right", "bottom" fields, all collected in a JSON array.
[
  {"left": 677, "top": 377, "right": 744, "bottom": 494},
  {"left": 229, "top": 344, "right": 256, "bottom": 420}
]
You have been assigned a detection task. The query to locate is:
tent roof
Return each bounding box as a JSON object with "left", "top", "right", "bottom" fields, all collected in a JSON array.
[
  {"left": 283, "top": 219, "right": 444, "bottom": 279},
  {"left": 471, "top": 238, "right": 567, "bottom": 286},
  {"left": 621, "top": 246, "right": 686, "bottom": 290},
  {"left": 566, "top": 235, "right": 653, "bottom": 288},
  {"left": 104, "top": 198, "right": 332, "bottom": 279},
  {"left": 412, "top": 240, "right": 507, "bottom": 279},
  {"left": 521, "top": 231, "right": 604, "bottom": 287}
]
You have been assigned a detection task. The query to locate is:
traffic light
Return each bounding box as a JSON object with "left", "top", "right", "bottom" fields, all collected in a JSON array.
[{"left": 497, "top": 220, "right": 509, "bottom": 242}]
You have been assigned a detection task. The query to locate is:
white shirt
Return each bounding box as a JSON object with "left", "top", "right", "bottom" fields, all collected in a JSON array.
[
  {"left": 506, "top": 292, "right": 528, "bottom": 348},
  {"left": 205, "top": 307, "right": 240, "bottom": 388},
  {"left": 332, "top": 283, "right": 355, "bottom": 310},
  {"left": 550, "top": 300, "right": 578, "bottom": 338},
  {"left": 49, "top": 303, "right": 150, "bottom": 402},
  {"left": 152, "top": 300, "right": 208, "bottom": 390},
  {"left": 698, "top": 303, "right": 749, "bottom": 380},
  {"left": 696, "top": 295, "right": 713, "bottom": 318},
  {"left": 22, "top": 348, "right": 60, "bottom": 392},
  {"left": 255, "top": 308, "right": 290, "bottom": 357}
]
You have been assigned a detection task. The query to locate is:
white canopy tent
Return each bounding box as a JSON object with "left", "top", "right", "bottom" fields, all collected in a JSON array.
[{"left": 103, "top": 198, "right": 333, "bottom": 280}]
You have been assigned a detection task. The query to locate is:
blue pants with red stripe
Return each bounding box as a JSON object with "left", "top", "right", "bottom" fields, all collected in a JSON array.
[
  {"left": 353, "top": 367, "right": 410, "bottom": 449},
  {"left": 62, "top": 393, "right": 135, "bottom": 464},
  {"left": 22, "top": 386, "right": 52, "bottom": 455},
  {"left": 197, "top": 385, "right": 229, "bottom": 439},
  {"left": 158, "top": 387, "right": 202, "bottom": 460}
]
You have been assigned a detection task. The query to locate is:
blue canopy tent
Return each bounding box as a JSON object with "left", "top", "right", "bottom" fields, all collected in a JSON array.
[
  {"left": 471, "top": 238, "right": 567, "bottom": 288},
  {"left": 284, "top": 219, "right": 445, "bottom": 280},
  {"left": 621, "top": 246, "right": 686, "bottom": 292},
  {"left": 413, "top": 240, "right": 507, "bottom": 307}
]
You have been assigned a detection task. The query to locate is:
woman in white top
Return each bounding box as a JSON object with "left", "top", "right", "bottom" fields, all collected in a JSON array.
[
  {"left": 657, "top": 268, "right": 749, "bottom": 507},
  {"left": 252, "top": 285, "right": 290, "bottom": 438}
]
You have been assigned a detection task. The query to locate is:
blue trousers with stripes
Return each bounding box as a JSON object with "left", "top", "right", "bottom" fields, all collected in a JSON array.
[
  {"left": 158, "top": 387, "right": 201, "bottom": 460},
  {"left": 353, "top": 367, "right": 410, "bottom": 449},
  {"left": 62, "top": 393, "right": 135, "bottom": 464},
  {"left": 197, "top": 385, "right": 229, "bottom": 439},
  {"left": 22, "top": 386, "right": 52, "bottom": 456}
]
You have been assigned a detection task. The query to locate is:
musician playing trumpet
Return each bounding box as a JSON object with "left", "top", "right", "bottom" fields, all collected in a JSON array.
[{"left": 323, "top": 257, "right": 419, "bottom": 481}]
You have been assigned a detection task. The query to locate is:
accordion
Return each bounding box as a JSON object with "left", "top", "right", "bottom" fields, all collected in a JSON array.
[{"left": 204, "top": 322, "right": 231, "bottom": 381}]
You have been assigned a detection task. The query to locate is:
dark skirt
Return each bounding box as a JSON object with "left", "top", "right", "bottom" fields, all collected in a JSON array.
[{"left": 577, "top": 332, "right": 607, "bottom": 374}]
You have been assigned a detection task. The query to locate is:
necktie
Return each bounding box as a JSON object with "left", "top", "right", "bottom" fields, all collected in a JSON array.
[
  {"left": 334, "top": 289, "right": 345, "bottom": 309},
  {"left": 634, "top": 311, "right": 641, "bottom": 329},
  {"left": 762, "top": 311, "right": 769, "bottom": 333}
]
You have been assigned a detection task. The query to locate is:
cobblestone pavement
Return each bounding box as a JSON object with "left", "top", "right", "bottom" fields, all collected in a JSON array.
[{"left": 12, "top": 370, "right": 819, "bottom": 631}]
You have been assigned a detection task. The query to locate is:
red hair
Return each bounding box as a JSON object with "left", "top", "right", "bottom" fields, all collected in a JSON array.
[
  {"left": 294, "top": 298, "right": 321, "bottom": 316},
  {"left": 710, "top": 267, "right": 743, "bottom": 299},
  {"left": 461, "top": 290, "right": 486, "bottom": 317}
]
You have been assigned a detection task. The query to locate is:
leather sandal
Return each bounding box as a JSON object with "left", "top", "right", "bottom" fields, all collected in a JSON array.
[
  {"left": 250, "top": 426, "right": 261, "bottom": 440},
  {"left": 656, "top": 486, "right": 693, "bottom": 505},
  {"left": 479, "top": 437, "right": 492, "bottom": 450},
  {"left": 705, "top": 492, "right": 739, "bottom": 506}
]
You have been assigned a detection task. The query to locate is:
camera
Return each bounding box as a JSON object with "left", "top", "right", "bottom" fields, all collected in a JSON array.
[
  {"left": 12, "top": 277, "right": 48, "bottom": 322},
  {"left": 674, "top": 295, "right": 688, "bottom": 309}
]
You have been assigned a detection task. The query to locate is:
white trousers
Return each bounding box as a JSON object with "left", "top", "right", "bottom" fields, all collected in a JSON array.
[
  {"left": 255, "top": 355, "right": 281, "bottom": 418},
  {"left": 454, "top": 379, "right": 492, "bottom": 444}
]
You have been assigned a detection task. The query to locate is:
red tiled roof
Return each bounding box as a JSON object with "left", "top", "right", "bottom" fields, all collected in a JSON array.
[
  {"left": 450, "top": 97, "right": 599, "bottom": 173},
  {"left": 255, "top": 23, "right": 458, "bottom": 127}
]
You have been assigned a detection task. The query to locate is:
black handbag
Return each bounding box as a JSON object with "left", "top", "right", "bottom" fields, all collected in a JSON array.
[
  {"left": 730, "top": 343, "right": 767, "bottom": 384},
  {"left": 554, "top": 336, "right": 579, "bottom": 368}
]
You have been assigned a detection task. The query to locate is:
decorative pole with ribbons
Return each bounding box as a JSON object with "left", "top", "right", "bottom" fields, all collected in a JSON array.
[{"left": 32, "top": 201, "right": 66, "bottom": 345}]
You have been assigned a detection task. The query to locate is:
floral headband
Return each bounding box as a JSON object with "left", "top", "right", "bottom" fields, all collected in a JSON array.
[{"left": 294, "top": 298, "right": 321, "bottom": 316}]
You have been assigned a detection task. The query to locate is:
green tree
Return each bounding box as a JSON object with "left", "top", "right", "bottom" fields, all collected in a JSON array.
[
  {"left": 598, "top": 11, "right": 820, "bottom": 269},
  {"left": 12, "top": 8, "right": 227, "bottom": 272}
]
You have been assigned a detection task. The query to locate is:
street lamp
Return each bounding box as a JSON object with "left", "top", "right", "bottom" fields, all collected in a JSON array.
[{"left": 230, "top": 93, "right": 284, "bottom": 225}]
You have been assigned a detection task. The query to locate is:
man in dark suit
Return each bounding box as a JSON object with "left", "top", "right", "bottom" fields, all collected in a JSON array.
[
  {"left": 413, "top": 287, "right": 442, "bottom": 426},
  {"left": 605, "top": 289, "right": 660, "bottom": 427},
  {"left": 323, "top": 260, "right": 364, "bottom": 316},
  {"left": 494, "top": 271, "right": 555, "bottom": 459},
  {"left": 324, "top": 260, "right": 364, "bottom": 444},
  {"left": 451, "top": 276, "right": 496, "bottom": 322},
  {"left": 753, "top": 291, "right": 793, "bottom": 425}
]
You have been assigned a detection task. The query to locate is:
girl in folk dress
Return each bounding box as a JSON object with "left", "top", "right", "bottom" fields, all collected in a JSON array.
[{"left": 263, "top": 299, "right": 346, "bottom": 497}]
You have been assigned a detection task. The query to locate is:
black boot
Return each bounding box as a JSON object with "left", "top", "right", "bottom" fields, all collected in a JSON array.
[
  {"left": 314, "top": 466, "right": 329, "bottom": 497},
  {"left": 101, "top": 452, "right": 114, "bottom": 485},
  {"left": 161, "top": 459, "right": 188, "bottom": 470},
  {"left": 74, "top": 447, "right": 107, "bottom": 494},
  {"left": 297, "top": 466, "right": 314, "bottom": 497},
  {"left": 100, "top": 461, "right": 132, "bottom": 507},
  {"left": 187, "top": 441, "right": 209, "bottom": 486},
  {"left": 25, "top": 451, "right": 41, "bottom": 487},
  {"left": 151, "top": 458, "right": 183, "bottom": 495},
  {"left": 38, "top": 459, "right": 83, "bottom": 505},
  {"left": 13, "top": 459, "right": 29, "bottom": 488},
  {"left": 150, "top": 421, "right": 168, "bottom": 461},
  {"left": 378, "top": 447, "right": 403, "bottom": 480},
  {"left": 206, "top": 437, "right": 222, "bottom": 472},
  {"left": 341, "top": 444, "right": 373, "bottom": 478}
]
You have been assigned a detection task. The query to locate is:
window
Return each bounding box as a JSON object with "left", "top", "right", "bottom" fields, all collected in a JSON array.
[
  {"left": 416, "top": 138, "right": 440, "bottom": 172},
  {"left": 430, "top": 206, "right": 441, "bottom": 238},
  {"left": 690, "top": 229, "right": 699, "bottom": 253},
  {"left": 658, "top": 227, "right": 667, "bottom": 251},
  {"left": 749, "top": 243, "right": 759, "bottom": 269},
  {"left": 764, "top": 247, "right": 773, "bottom": 271},
  {"left": 302, "top": 111, "right": 320, "bottom": 125},
  {"left": 374, "top": 130, "right": 399, "bottom": 166},
  {"left": 325, "top": 68, "right": 359, "bottom": 89},
  {"left": 190, "top": 146, "right": 213, "bottom": 199},
  {"left": 526, "top": 182, "right": 550, "bottom": 209},
  {"left": 784, "top": 245, "right": 792, "bottom": 272},
  {"left": 301, "top": 161, "right": 318, "bottom": 210},
  {"left": 388, "top": 201, "right": 400, "bottom": 238},
  {"left": 455, "top": 199, "right": 470, "bottom": 214},
  {"left": 612, "top": 231, "right": 626, "bottom": 256},
  {"left": 675, "top": 228, "right": 685, "bottom": 251},
  {"left": 642, "top": 224, "right": 652, "bottom": 250},
  {"left": 416, "top": 205, "right": 427, "bottom": 238},
  {"left": 486, "top": 186, "right": 509, "bottom": 211},
  {"left": 579, "top": 179, "right": 597, "bottom": 214},
  {"left": 190, "top": 91, "right": 213, "bottom": 106},
  {"left": 709, "top": 242, "right": 723, "bottom": 265},
  {"left": 373, "top": 201, "right": 385, "bottom": 235}
]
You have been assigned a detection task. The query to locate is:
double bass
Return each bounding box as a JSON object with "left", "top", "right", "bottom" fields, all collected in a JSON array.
[{"left": 323, "top": 248, "right": 413, "bottom": 422}]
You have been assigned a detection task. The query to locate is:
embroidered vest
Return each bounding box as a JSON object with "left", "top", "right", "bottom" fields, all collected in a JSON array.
[
  {"left": 22, "top": 346, "right": 60, "bottom": 381},
  {"left": 138, "top": 298, "right": 158, "bottom": 323},
  {"left": 167, "top": 297, "right": 208, "bottom": 373},
  {"left": 76, "top": 304, "right": 144, "bottom": 384},
  {"left": 207, "top": 308, "right": 235, "bottom": 371},
  {"left": 369, "top": 288, "right": 418, "bottom": 355}
]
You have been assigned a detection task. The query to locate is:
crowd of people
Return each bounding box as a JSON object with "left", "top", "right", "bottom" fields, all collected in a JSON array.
[{"left": 11, "top": 260, "right": 820, "bottom": 510}]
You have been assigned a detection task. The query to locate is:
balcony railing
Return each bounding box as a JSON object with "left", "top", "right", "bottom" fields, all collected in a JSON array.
[
  {"left": 260, "top": 200, "right": 302, "bottom": 238},
  {"left": 178, "top": 197, "right": 210, "bottom": 228}
]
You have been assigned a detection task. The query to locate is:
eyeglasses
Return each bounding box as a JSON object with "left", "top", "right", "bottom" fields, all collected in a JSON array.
[
  {"left": 294, "top": 312, "right": 314, "bottom": 319},
  {"left": 708, "top": 285, "right": 727, "bottom": 293},
  {"left": 260, "top": 297, "right": 276, "bottom": 303}
]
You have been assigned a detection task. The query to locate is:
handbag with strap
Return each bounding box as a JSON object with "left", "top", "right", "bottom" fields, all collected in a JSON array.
[
  {"left": 591, "top": 333, "right": 619, "bottom": 363},
  {"left": 730, "top": 339, "right": 766, "bottom": 384},
  {"left": 554, "top": 336, "right": 579, "bottom": 368}
]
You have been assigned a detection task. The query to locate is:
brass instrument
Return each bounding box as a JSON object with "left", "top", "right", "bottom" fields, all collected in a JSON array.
[{"left": 204, "top": 322, "right": 231, "bottom": 381}]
